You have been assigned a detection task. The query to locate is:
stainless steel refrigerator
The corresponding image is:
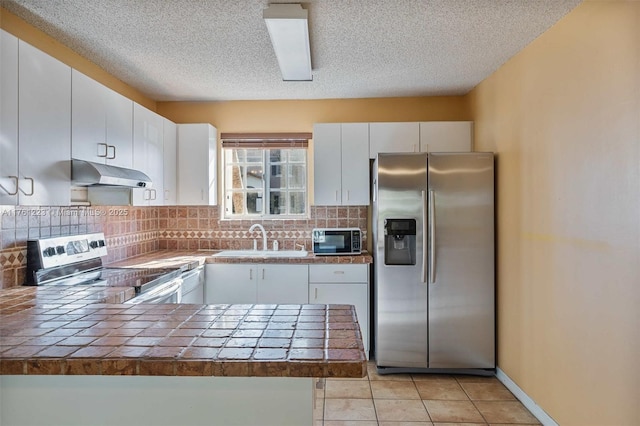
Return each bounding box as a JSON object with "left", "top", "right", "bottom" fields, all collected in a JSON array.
[{"left": 373, "top": 152, "right": 495, "bottom": 374}]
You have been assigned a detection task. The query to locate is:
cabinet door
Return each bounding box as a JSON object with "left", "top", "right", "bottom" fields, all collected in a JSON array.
[
  {"left": 162, "top": 118, "right": 177, "bottom": 205},
  {"left": 420, "top": 121, "right": 473, "bottom": 152},
  {"left": 369, "top": 122, "right": 419, "bottom": 159},
  {"left": 18, "top": 41, "right": 71, "bottom": 206},
  {"left": 340, "top": 123, "right": 369, "bottom": 205},
  {"left": 313, "top": 123, "right": 341, "bottom": 205},
  {"left": 105, "top": 89, "right": 133, "bottom": 168},
  {"left": 71, "top": 70, "right": 108, "bottom": 164},
  {"left": 177, "top": 123, "right": 217, "bottom": 205},
  {"left": 0, "top": 29, "right": 19, "bottom": 204},
  {"left": 310, "top": 283, "right": 369, "bottom": 357},
  {"left": 257, "top": 265, "right": 308, "bottom": 304},
  {"left": 205, "top": 264, "right": 256, "bottom": 304},
  {"left": 132, "top": 104, "right": 164, "bottom": 206}
]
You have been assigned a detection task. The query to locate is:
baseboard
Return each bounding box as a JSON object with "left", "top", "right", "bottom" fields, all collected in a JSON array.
[{"left": 495, "top": 367, "right": 559, "bottom": 426}]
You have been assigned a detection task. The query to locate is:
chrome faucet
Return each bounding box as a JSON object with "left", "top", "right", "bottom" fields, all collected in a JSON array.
[{"left": 248, "top": 223, "right": 267, "bottom": 251}]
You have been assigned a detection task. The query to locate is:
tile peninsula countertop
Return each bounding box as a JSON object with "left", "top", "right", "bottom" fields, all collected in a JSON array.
[{"left": 0, "top": 251, "right": 367, "bottom": 378}]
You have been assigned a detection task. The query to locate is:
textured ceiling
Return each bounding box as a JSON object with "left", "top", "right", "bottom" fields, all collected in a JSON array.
[{"left": 1, "top": 0, "right": 581, "bottom": 101}]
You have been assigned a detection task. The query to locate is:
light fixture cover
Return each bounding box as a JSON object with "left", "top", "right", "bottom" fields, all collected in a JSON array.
[{"left": 263, "top": 4, "right": 312, "bottom": 81}]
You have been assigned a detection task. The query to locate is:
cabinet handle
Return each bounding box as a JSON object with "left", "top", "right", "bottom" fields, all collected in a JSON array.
[
  {"left": 19, "top": 177, "right": 35, "bottom": 196},
  {"left": 150, "top": 189, "right": 157, "bottom": 200},
  {"left": 333, "top": 270, "right": 345, "bottom": 275},
  {"left": 346, "top": 190, "right": 350, "bottom": 201},
  {"left": 97, "top": 143, "right": 108, "bottom": 158},
  {"left": 0, "top": 176, "right": 19, "bottom": 195},
  {"left": 249, "top": 269, "right": 253, "bottom": 280},
  {"left": 164, "top": 189, "right": 170, "bottom": 201},
  {"left": 107, "top": 145, "right": 116, "bottom": 160},
  {"left": 314, "top": 287, "right": 318, "bottom": 300},
  {"left": 262, "top": 268, "right": 265, "bottom": 280},
  {"left": 335, "top": 190, "right": 339, "bottom": 202},
  {"left": 201, "top": 189, "right": 204, "bottom": 201}
]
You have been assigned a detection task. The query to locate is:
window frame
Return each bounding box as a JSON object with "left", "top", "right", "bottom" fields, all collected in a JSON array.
[{"left": 220, "top": 133, "right": 311, "bottom": 220}]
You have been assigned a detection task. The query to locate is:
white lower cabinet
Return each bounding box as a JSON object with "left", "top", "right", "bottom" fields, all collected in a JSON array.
[
  {"left": 308, "top": 264, "right": 370, "bottom": 358},
  {"left": 205, "top": 264, "right": 308, "bottom": 304},
  {"left": 257, "top": 265, "right": 308, "bottom": 304}
]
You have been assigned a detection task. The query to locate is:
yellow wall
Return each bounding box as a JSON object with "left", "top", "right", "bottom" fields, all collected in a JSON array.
[
  {"left": 0, "top": 7, "right": 156, "bottom": 110},
  {"left": 157, "top": 97, "right": 469, "bottom": 133},
  {"left": 468, "top": 1, "right": 640, "bottom": 425}
]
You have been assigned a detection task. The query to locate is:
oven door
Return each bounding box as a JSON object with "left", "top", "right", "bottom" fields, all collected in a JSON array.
[
  {"left": 313, "top": 230, "right": 353, "bottom": 255},
  {"left": 125, "top": 278, "right": 183, "bottom": 304}
]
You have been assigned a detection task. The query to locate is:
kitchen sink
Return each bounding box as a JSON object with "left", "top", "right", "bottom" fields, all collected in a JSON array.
[{"left": 212, "top": 250, "right": 309, "bottom": 258}]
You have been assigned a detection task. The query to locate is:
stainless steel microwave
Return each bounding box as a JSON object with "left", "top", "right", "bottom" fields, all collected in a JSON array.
[{"left": 312, "top": 228, "right": 361, "bottom": 255}]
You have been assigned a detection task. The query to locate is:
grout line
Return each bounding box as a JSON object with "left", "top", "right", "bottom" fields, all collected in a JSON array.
[
  {"left": 455, "top": 375, "right": 491, "bottom": 425},
  {"left": 368, "top": 366, "right": 380, "bottom": 426}
]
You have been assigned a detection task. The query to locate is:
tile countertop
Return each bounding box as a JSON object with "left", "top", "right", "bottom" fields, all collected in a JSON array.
[
  {"left": 109, "top": 249, "right": 373, "bottom": 268},
  {"left": 0, "top": 250, "right": 370, "bottom": 379}
]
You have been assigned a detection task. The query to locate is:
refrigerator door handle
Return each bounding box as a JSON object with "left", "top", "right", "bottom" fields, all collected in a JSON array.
[
  {"left": 373, "top": 178, "right": 377, "bottom": 202},
  {"left": 422, "top": 190, "right": 428, "bottom": 283},
  {"left": 429, "top": 190, "right": 436, "bottom": 283}
]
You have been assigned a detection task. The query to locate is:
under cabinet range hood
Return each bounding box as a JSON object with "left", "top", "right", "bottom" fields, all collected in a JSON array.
[{"left": 71, "top": 159, "right": 152, "bottom": 188}]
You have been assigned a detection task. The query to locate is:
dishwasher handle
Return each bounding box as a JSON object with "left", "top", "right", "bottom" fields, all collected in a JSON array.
[{"left": 125, "top": 278, "right": 183, "bottom": 304}]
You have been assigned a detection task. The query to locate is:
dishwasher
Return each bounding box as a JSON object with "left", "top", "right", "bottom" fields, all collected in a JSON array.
[{"left": 180, "top": 265, "right": 205, "bottom": 304}]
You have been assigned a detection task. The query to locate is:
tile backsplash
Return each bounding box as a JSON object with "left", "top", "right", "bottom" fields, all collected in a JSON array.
[{"left": 0, "top": 205, "right": 367, "bottom": 289}]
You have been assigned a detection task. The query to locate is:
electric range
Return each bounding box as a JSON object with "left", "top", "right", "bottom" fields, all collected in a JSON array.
[{"left": 25, "top": 233, "right": 181, "bottom": 296}]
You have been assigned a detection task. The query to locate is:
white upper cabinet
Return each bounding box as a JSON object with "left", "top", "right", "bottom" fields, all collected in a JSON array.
[
  {"left": 0, "top": 29, "right": 19, "bottom": 205},
  {"left": 419, "top": 121, "right": 473, "bottom": 152},
  {"left": 162, "top": 118, "right": 177, "bottom": 205},
  {"left": 313, "top": 123, "right": 369, "bottom": 206},
  {"left": 132, "top": 103, "right": 164, "bottom": 206},
  {"left": 71, "top": 70, "right": 133, "bottom": 168},
  {"left": 369, "top": 122, "right": 420, "bottom": 159},
  {"left": 104, "top": 86, "right": 134, "bottom": 168},
  {"left": 16, "top": 40, "right": 71, "bottom": 206},
  {"left": 177, "top": 123, "right": 218, "bottom": 205},
  {"left": 313, "top": 123, "right": 341, "bottom": 205}
]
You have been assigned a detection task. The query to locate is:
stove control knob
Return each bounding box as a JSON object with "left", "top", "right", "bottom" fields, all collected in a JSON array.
[
  {"left": 98, "top": 240, "right": 105, "bottom": 247},
  {"left": 56, "top": 246, "right": 65, "bottom": 255},
  {"left": 89, "top": 241, "right": 98, "bottom": 249},
  {"left": 43, "top": 247, "right": 56, "bottom": 257}
]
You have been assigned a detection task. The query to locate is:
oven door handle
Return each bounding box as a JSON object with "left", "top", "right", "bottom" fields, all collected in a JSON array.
[{"left": 125, "top": 279, "right": 183, "bottom": 304}]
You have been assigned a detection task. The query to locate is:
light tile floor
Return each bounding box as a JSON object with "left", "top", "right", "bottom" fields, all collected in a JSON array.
[{"left": 314, "top": 362, "right": 541, "bottom": 426}]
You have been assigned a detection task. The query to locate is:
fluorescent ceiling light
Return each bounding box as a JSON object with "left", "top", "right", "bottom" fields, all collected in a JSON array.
[{"left": 263, "top": 4, "right": 312, "bottom": 81}]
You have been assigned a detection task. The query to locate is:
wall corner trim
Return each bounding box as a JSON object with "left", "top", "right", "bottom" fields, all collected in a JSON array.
[{"left": 495, "top": 367, "right": 559, "bottom": 426}]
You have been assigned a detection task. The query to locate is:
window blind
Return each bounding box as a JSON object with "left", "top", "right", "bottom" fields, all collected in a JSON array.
[{"left": 220, "top": 132, "right": 311, "bottom": 148}]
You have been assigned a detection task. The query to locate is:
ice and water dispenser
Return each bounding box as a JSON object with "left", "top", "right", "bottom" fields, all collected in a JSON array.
[{"left": 384, "top": 219, "right": 417, "bottom": 265}]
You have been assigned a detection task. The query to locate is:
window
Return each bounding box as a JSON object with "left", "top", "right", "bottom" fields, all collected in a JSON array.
[{"left": 221, "top": 133, "right": 310, "bottom": 218}]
